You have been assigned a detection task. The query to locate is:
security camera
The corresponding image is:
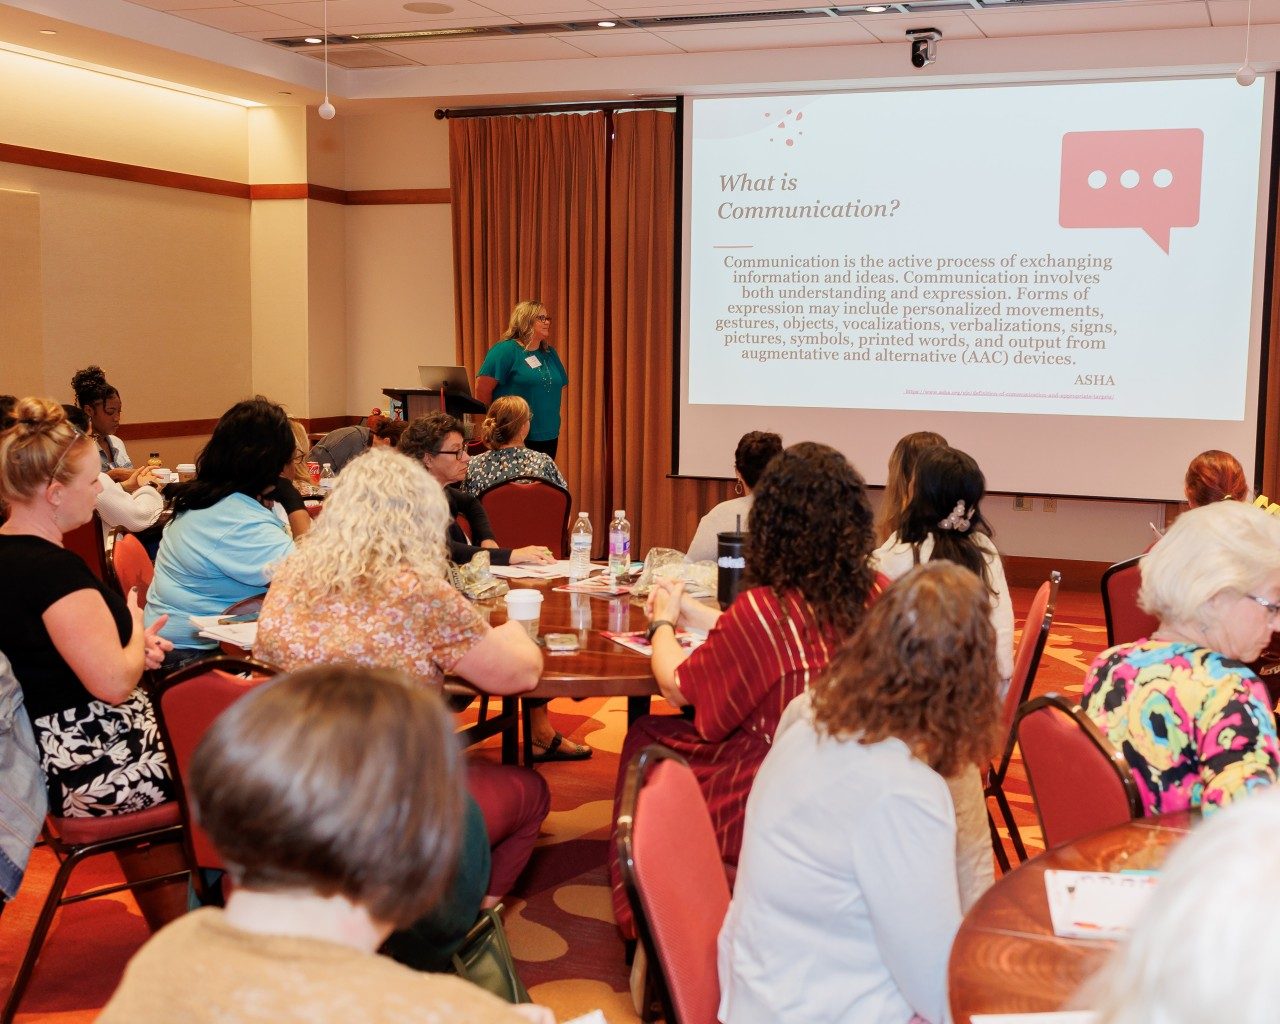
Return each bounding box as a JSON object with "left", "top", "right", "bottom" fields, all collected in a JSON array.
[{"left": 907, "top": 27, "right": 940, "bottom": 69}]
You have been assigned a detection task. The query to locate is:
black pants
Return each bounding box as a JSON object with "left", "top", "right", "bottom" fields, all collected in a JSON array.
[{"left": 526, "top": 436, "right": 558, "bottom": 460}]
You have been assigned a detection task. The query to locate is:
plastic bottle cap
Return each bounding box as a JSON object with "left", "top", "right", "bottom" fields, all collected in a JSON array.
[{"left": 613, "top": 510, "right": 624, "bottom": 517}]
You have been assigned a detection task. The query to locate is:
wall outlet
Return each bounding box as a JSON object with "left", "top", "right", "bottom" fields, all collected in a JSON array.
[
  {"left": 1043, "top": 498, "right": 1057, "bottom": 513},
  {"left": 1014, "top": 495, "right": 1032, "bottom": 512}
]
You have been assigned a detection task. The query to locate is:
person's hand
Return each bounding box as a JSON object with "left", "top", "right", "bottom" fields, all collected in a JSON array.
[
  {"left": 120, "top": 466, "right": 153, "bottom": 493},
  {"left": 511, "top": 1005, "right": 556, "bottom": 1024},
  {"left": 647, "top": 579, "right": 686, "bottom": 626},
  {"left": 142, "top": 613, "right": 173, "bottom": 670},
  {"left": 511, "top": 545, "right": 555, "bottom": 565}
]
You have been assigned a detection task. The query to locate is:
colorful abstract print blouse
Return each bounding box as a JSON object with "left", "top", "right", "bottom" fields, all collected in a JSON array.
[{"left": 1082, "top": 641, "right": 1280, "bottom": 815}]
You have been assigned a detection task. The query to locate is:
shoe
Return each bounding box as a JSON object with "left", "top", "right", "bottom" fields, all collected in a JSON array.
[{"left": 530, "top": 732, "right": 593, "bottom": 762}]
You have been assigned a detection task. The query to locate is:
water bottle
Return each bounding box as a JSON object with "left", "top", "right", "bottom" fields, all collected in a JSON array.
[
  {"left": 569, "top": 512, "right": 593, "bottom": 579},
  {"left": 319, "top": 463, "right": 336, "bottom": 492},
  {"left": 608, "top": 509, "right": 630, "bottom": 581}
]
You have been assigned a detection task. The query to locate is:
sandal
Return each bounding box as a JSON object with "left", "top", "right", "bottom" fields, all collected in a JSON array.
[{"left": 531, "top": 732, "right": 593, "bottom": 762}]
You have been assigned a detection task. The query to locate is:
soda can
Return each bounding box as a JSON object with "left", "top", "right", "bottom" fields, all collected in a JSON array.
[{"left": 307, "top": 461, "right": 321, "bottom": 487}]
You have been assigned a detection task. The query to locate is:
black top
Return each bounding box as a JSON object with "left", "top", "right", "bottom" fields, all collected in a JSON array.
[
  {"left": 0, "top": 534, "right": 132, "bottom": 721},
  {"left": 445, "top": 487, "right": 511, "bottom": 566}
]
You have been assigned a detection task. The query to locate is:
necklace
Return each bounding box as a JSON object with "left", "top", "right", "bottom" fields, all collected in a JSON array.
[{"left": 521, "top": 339, "right": 555, "bottom": 391}]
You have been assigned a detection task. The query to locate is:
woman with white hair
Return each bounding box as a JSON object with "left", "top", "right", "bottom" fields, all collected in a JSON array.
[
  {"left": 1088, "top": 787, "right": 1280, "bottom": 1024},
  {"left": 1082, "top": 500, "right": 1280, "bottom": 815},
  {"left": 256, "top": 446, "right": 549, "bottom": 906}
]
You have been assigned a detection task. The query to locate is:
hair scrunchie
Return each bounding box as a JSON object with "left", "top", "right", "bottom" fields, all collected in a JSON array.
[{"left": 938, "top": 500, "right": 974, "bottom": 533}]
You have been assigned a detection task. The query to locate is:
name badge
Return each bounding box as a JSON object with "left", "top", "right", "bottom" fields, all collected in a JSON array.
[{"left": 525, "top": 355, "right": 542, "bottom": 368}]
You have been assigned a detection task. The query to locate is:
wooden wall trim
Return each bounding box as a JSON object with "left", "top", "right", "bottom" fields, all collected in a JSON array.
[
  {"left": 117, "top": 414, "right": 360, "bottom": 441},
  {"left": 0, "top": 143, "right": 448, "bottom": 205},
  {"left": 1004, "top": 554, "right": 1111, "bottom": 593}
]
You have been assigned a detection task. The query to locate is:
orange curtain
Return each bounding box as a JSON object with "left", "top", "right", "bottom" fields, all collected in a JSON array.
[
  {"left": 450, "top": 113, "right": 608, "bottom": 543},
  {"left": 608, "top": 110, "right": 732, "bottom": 555}
]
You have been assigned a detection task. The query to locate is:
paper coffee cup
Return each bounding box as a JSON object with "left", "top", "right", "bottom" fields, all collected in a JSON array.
[
  {"left": 176, "top": 463, "right": 197, "bottom": 483},
  {"left": 505, "top": 590, "right": 544, "bottom": 639}
]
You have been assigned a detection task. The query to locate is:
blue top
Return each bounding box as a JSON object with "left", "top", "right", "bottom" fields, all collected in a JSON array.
[
  {"left": 145, "top": 493, "right": 294, "bottom": 649},
  {"left": 478, "top": 338, "right": 568, "bottom": 442}
]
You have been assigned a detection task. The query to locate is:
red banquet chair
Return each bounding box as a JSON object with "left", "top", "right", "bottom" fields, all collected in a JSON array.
[
  {"left": 107, "top": 529, "right": 155, "bottom": 606},
  {"left": 1101, "top": 555, "right": 1159, "bottom": 648},
  {"left": 478, "top": 477, "right": 572, "bottom": 559},
  {"left": 153, "top": 655, "right": 278, "bottom": 904},
  {"left": 615, "top": 746, "right": 731, "bottom": 1024},
  {"left": 1014, "top": 692, "right": 1142, "bottom": 853},
  {"left": 61, "top": 511, "right": 107, "bottom": 582},
  {"left": 985, "top": 570, "right": 1059, "bottom": 871}
]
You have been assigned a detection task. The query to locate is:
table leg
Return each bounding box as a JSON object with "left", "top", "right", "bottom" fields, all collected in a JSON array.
[
  {"left": 627, "top": 695, "right": 653, "bottom": 728},
  {"left": 522, "top": 700, "right": 534, "bottom": 768},
  {"left": 501, "top": 696, "right": 519, "bottom": 766}
]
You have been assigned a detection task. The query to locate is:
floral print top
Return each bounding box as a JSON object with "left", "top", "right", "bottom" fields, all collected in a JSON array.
[
  {"left": 462, "top": 446, "right": 567, "bottom": 497},
  {"left": 1082, "top": 640, "right": 1280, "bottom": 815},
  {"left": 256, "top": 570, "right": 488, "bottom": 689}
]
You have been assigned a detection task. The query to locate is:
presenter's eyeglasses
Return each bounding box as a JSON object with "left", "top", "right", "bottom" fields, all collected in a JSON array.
[
  {"left": 433, "top": 447, "right": 467, "bottom": 460},
  {"left": 534, "top": 315, "right": 552, "bottom": 322}
]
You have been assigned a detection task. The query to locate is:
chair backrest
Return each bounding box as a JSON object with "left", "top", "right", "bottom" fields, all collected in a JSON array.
[
  {"left": 1001, "top": 570, "right": 1060, "bottom": 740},
  {"left": 63, "top": 512, "right": 107, "bottom": 582},
  {"left": 1015, "top": 693, "right": 1142, "bottom": 851},
  {"left": 109, "top": 530, "right": 155, "bottom": 606},
  {"left": 155, "top": 656, "right": 277, "bottom": 881},
  {"left": 1101, "top": 556, "right": 1159, "bottom": 648},
  {"left": 479, "top": 477, "right": 572, "bottom": 559},
  {"left": 616, "top": 746, "right": 730, "bottom": 1024}
]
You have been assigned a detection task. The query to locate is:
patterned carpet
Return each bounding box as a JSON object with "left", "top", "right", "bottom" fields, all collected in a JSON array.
[{"left": 0, "top": 586, "right": 1110, "bottom": 1023}]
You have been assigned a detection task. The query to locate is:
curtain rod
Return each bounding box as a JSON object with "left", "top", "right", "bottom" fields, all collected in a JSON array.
[{"left": 434, "top": 98, "right": 675, "bottom": 119}]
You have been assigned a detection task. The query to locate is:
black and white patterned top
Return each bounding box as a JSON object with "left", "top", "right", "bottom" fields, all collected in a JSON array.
[{"left": 462, "top": 446, "right": 568, "bottom": 497}]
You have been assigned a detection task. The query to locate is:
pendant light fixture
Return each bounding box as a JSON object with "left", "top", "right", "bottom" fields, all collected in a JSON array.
[
  {"left": 318, "top": 0, "right": 337, "bottom": 118},
  {"left": 1237, "top": 0, "right": 1257, "bottom": 87}
]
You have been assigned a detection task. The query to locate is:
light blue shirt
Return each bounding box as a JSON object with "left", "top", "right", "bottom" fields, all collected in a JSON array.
[{"left": 145, "top": 493, "right": 293, "bottom": 649}]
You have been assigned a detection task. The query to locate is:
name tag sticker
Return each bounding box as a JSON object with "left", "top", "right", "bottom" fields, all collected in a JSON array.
[{"left": 525, "top": 355, "right": 542, "bottom": 368}]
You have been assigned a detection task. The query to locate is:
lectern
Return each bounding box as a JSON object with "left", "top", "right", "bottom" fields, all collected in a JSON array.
[{"left": 383, "top": 365, "right": 486, "bottom": 421}]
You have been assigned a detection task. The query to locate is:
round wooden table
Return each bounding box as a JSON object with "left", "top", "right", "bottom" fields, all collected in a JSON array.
[{"left": 948, "top": 812, "right": 1195, "bottom": 1022}]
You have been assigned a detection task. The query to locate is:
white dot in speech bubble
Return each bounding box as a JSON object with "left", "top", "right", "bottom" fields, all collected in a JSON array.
[
  {"left": 1120, "top": 169, "right": 1140, "bottom": 189},
  {"left": 1153, "top": 168, "right": 1173, "bottom": 188},
  {"left": 1087, "top": 170, "right": 1107, "bottom": 189}
]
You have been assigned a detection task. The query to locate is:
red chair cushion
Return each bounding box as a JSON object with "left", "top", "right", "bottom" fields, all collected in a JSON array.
[{"left": 52, "top": 801, "right": 182, "bottom": 846}]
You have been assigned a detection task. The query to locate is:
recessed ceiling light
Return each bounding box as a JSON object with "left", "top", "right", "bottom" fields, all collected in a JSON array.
[
  {"left": 597, "top": 19, "right": 617, "bottom": 26},
  {"left": 403, "top": 1, "right": 455, "bottom": 12},
  {"left": 865, "top": 4, "right": 888, "bottom": 10},
  {"left": 39, "top": 28, "right": 57, "bottom": 35},
  {"left": 304, "top": 36, "right": 323, "bottom": 44}
]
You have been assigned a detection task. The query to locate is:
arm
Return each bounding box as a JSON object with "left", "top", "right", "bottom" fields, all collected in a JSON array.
[
  {"left": 96, "top": 475, "right": 164, "bottom": 533},
  {"left": 646, "top": 582, "right": 693, "bottom": 707},
  {"left": 268, "top": 477, "right": 312, "bottom": 539},
  {"left": 43, "top": 589, "right": 168, "bottom": 704},
  {"left": 851, "top": 788, "right": 961, "bottom": 1024},
  {"left": 205, "top": 510, "right": 295, "bottom": 587},
  {"left": 451, "top": 620, "right": 542, "bottom": 695},
  {"left": 452, "top": 489, "right": 552, "bottom": 565},
  {"left": 646, "top": 577, "right": 721, "bottom": 633},
  {"left": 475, "top": 375, "right": 498, "bottom": 407}
]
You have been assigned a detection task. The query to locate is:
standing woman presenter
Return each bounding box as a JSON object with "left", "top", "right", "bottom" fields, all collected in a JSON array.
[{"left": 476, "top": 301, "right": 568, "bottom": 460}]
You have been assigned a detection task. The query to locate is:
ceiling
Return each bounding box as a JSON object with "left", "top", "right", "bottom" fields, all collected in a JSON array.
[{"left": 1, "top": 0, "right": 1276, "bottom": 104}]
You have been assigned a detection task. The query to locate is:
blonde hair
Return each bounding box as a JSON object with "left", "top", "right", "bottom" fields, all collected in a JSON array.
[
  {"left": 1090, "top": 788, "right": 1280, "bottom": 1024},
  {"left": 269, "top": 447, "right": 449, "bottom": 602},
  {"left": 505, "top": 300, "right": 547, "bottom": 345},
  {"left": 287, "top": 418, "right": 310, "bottom": 484},
  {"left": 481, "top": 395, "right": 531, "bottom": 449},
  {"left": 0, "top": 396, "right": 94, "bottom": 504},
  {"left": 1140, "top": 500, "right": 1280, "bottom": 627}
]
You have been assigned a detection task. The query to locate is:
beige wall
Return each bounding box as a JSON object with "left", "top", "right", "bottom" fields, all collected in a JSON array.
[{"left": 0, "top": 189, "right": 44, "bottom": 398}]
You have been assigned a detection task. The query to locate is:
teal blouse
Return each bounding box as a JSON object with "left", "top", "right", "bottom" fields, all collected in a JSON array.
[{"left": 478, "top": 338, "right": 568, "bottom": 442}]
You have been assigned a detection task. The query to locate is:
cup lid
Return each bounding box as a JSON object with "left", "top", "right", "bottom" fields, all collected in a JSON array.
[{"left": 176, "top": 463, "right": 196, "bottom": 472}]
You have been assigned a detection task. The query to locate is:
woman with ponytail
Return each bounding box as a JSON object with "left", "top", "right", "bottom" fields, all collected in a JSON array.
[{"left": 462, "top": 395, "right": 567, "bottom": 497}]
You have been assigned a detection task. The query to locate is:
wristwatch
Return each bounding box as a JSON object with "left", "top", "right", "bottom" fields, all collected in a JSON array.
[{"left": 646, "top": 619, "right": 676, "bottom": 642}]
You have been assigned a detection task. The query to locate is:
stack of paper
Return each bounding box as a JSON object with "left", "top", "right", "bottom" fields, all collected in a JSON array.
[
  {"left": 490, "top": 560, "right": 577, "bottom": 580},
  {"left": 190, "top": 615, "right": 257, "bottom": 650},
  {"left": 1043, "top": 869, "right": 1159, "bottom": 940}
]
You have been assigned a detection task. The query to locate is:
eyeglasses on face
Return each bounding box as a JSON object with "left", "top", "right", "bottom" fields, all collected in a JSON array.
[
  {"left": 433, "top": 447, "right": 467, "bottom": 460},
  {"left": 1246, "top": 593, "right": 1280, "bottom": 620},
  {"left": 534, "top": 315, "right": 551, "bottom": 322}
]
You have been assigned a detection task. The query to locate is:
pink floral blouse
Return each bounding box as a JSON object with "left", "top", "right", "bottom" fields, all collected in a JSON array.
[{"left": 256, "top": 571, "right": 488, "bottom": 688}]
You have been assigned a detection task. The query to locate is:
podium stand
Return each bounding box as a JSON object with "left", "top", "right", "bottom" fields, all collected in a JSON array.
[{"left": 382, "top": 387, "right": 486, "bottom": 421}]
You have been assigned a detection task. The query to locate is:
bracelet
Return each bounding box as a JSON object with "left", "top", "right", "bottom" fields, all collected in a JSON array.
[{"left": 646, "top": 619, "right": 676, "bottom": 642}]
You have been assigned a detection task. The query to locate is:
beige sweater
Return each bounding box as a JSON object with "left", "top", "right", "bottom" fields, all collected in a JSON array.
[{"left": 97, "top": 908, "right": 530, "bottom": 1024}]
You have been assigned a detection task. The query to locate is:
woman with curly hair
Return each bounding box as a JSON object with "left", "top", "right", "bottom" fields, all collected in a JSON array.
[
  {"left": 875, "top": 429, "right": 947, "bottom": 545},
  {"left": 609, "top": 442, "right": 886, "bottom": 937},
  {"left": 718, "top": 561, "right": 1001, "bottom": 1024},
  {"left": 255, "top": 446, "right": 549, "bottom": 907},
  {"left": 71, "top": 365, "right": 134, "bottom": 484}
]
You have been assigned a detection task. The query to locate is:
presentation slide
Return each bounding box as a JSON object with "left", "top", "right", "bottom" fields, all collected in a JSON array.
[{"left": 678, "top": 77, "right": 1272, "bottom": 500}]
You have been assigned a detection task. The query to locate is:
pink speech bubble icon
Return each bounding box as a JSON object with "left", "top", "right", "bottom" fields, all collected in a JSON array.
[{"left": 1060, "top": 128, "right": 1203, "bottom": 253}]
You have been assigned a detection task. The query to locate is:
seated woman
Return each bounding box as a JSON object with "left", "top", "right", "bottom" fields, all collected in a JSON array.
[
  {"left": 718, "top": 562, "right": 1000, "bottom": 1024},
  {"left": 400, "top": 412, "right": 555, "bottom": 568},
  {"left": 61, "top": 405, "right": 164, "bottom": 540},
  {"left": 145, "top": 397, "right": 299, "bottom": 668},
  {"left": 1184, "top": 448, "right": 1249, "bottom": 507},
  {"left": 98, "top": 666, "right": 552, "bottom": 1024},
  {"left": 610, "top": 442, "right": 885, "bottom": 935},
  {"left": 0, "top": 398, "right": 172, "bottom": 817},
  {"left": 71, "top": 365, "right": 134, "bottom": 484},
  {"left": 1083, "top": 500, "right": 1280, "bottom": 815},
  {"left": 463, "top": 396, "right": 568, "bottom": 497},
  {"left": 684, "top": 430, "right": 781, "bottom": 563},
  {"left": 257, "top": 447, "right": 550, "bottom": 904},
  {"left": 875, "top": 429, "right": 948, "bottom": 544}
]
